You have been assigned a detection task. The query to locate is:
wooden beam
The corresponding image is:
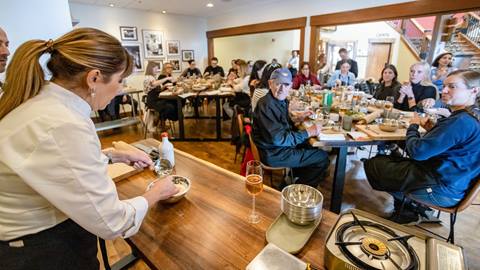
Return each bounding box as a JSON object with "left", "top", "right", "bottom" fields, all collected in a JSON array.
[
  {"left": 310, "top": 0, "right": 480, "bottom": 27},
  {"left": 309, "top": 27, "right": 318, "bottom": 71},
  {"left": 300, "top": 27, "right": 305, "bottom": 63},
  {"left": 207, "top": 37, "right": 214, "bottom": 62},
  {"left": 206, "top": 17, "right": 307, "bottom": 39}
]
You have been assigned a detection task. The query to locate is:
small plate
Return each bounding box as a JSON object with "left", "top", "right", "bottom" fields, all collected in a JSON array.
[{"left": 266, "top": 213, "right": 321, "bottom": 254}]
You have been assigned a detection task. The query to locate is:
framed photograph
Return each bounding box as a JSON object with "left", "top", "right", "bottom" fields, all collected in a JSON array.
[
  {"left": 182, "top": 50, "right": 194, "bottom": 62},
  {"left": 122, "top": 43, "right": 143, "bottom": 72},
  {"left": 167, "top": 40, "right": 180, "bottom": 56},
  {"left": 169, "top": 59, "right": 181, "bottom": 72},
  {"left": 119, "top": 26, "right": 137, "bottom": 41},
  {"left": 142, "top": 30, "right": 164, "bottom": 58}
]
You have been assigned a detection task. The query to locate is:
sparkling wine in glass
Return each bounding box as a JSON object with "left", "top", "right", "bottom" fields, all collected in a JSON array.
[
  {"left": 384, "top": 96, "right": 394, "bottom": 118},
  {"left": 245, "top": 160, "right": 263, "bottom": 224}
]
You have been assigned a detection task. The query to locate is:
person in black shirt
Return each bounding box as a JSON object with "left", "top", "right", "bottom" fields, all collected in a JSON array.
[
  {"left": 146, "top": 62, "right": 179, "bottom": 121},
  {"left": 395, "top": 62, "right": 437, "bottom": 111},
  {"left": 181, "top": 60, "right": 201, "bottom": 78},
  {"left": 374, "top": 64, "right": 401, "bottom": 100},
  {"left": 203, "top": 57, "right": 225, "bottom": 77},
  {"left": 253, "top": 68, "right": 329, "bottom": 188},
  {"left": 335, "top": 48, "right": 358, "bottom": 78}
]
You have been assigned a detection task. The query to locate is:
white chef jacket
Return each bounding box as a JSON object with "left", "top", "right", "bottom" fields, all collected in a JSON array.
[
  {"left": 287, "top": 56, "right": 299, "bottom": 70},
  {"left": 0, "top": 82, "right": 148, "bottom": 241}
]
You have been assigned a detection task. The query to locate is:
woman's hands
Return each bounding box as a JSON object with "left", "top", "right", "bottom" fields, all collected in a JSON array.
[
  {"left": 104, "top": 141, "right": 154, "bottom": 169},
  {"left": 143, "top": 176, "right": 179, "bottom": 207}
]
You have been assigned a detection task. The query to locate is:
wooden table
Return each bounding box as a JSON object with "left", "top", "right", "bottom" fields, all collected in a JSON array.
[
  {"left": 115, "top": 139, "right": 338, "bottom": 270},
  {"left": 158, "top": 91, "right": 234, "bottom": 141}
]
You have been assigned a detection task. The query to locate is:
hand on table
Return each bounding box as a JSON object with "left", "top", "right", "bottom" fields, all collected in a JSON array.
[{"left": 306, "top": 123, "right": 322, "bottom": 137}]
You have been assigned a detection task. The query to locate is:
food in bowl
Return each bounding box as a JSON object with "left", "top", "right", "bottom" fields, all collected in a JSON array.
[{"left": 379, "top": 118, "right": 399, "bottom": 132}]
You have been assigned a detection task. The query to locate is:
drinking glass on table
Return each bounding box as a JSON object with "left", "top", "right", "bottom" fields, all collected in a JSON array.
[
  {"left": 154, "top": 158, "right": 173, "bottom": 177},
  {"left": 245, "top": 160, "right": 263, "bottom": 224},
  {"left": 384, "top": 96, "right": 394, "bottom": 118}
]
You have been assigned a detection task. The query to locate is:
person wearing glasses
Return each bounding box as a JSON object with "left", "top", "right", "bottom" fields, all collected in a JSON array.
[
  {"left": 252, "top": 68, "right": 329, "bottom": 188},
  {"left": 292, "top": 62, "right": 322, "bottom": 90}
]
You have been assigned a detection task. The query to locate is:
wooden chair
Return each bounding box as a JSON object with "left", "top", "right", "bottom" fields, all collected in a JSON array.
[
  {"left": 234, "top": 113, "right": 245, "bottom": 163},
  {"left": 248, "top": 132, "right": 293, "bottom": 188},
  {"left": 406, "top": 177, "right": 480, "bottom": 244}
]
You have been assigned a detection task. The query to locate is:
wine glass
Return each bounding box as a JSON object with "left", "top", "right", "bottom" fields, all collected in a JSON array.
[
  {"left": 245, "top": 160, "right": 263, "bottom": 224},
  {"left": 154, "top": 158, "right": 173, "bottom": 177},
  {"left": 384, "top": 96, "right": 394, "bottom": 118}
]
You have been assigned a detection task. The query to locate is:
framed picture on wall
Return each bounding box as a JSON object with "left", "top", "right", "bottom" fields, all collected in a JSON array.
[
  {"left": 119, "top": 26, "right": 138, "bottom": 41},
  {"left": 169, "top": 59, "right": 181, "bottom": 72},
  {"left": 167, "top": 40, "right": 180, "bottom": 56},
  {"left": 142, "top": 30, "right": 164, "bottom": 58},
  {"left": 182, "top": 50, "right": 194, "bottom": 62},
  {"left": 122, "top": 43, "right": 143, "bottom": 72}
]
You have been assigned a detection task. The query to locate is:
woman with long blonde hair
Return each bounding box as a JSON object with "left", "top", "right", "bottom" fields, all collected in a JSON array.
[
  {"left": 0, "top": 28, "right": 177, "bottom": 269},
  {"left": 395, "top": 62, "right": 437, "bottom": 111}
]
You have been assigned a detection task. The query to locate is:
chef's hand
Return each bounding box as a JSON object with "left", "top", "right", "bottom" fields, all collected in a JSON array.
[
  {"left": 143, "top": 176, "right": 179, "bottom": 207},
  {"left": 105, "top": 147, "right": 153, "bottom": 169}
]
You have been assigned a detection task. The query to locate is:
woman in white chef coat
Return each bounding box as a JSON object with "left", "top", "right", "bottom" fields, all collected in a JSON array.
[{"left": 0, "top": 28, "right": 178, "bottom": 269}]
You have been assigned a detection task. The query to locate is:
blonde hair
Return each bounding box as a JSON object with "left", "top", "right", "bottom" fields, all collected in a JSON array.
[
  {"left": 161, "top": 62, "right": 173, "bottom": 76},
  {"left": 410, "top": 62, "right": 435, "bottom": 88},
  {"left": 236, "top": 59, "right": 248, "bottom": 78},
  {"left": 0, "top": 27, "right": 132, "bottom": 120}
]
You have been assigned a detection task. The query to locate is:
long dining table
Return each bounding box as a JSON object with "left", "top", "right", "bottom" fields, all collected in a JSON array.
[{"left": 114, "top": 139, "right": 338, "bottom": 270}]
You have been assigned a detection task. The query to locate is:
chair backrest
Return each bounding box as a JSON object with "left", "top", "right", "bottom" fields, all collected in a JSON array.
[
  {"left": 248, "top": 133, "right": 261, "bottom": 161},
  {"left": 456, "top": 177, "right": 480, "bottom": 212},
  {"left": 237, "top": 113, "right": 244, "bottom": 138}
]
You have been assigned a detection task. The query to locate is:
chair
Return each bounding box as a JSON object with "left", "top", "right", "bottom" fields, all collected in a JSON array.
[
  {"left": 248, "top": 132, "right": 293, "bottom": 188},
  {"left": 405, "top": 177, "right": 480, "bottom": 244},
  {"left": 141, "top": 95, "right": 174, "bottom": 139},
  {"left": 234, "top": 113, "right": 246, "bottom": 163}
]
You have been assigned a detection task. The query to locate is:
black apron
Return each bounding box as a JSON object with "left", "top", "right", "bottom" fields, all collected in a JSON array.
[{"left": 0, "top": 219, "right": 99, "bottom": 270}]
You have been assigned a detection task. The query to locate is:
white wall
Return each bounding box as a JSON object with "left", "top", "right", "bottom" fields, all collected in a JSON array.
[
  {"left": 69, "top": 3, "right": 208, "bottom": 90},
  {"left": 214, "top": 30, "right": 300, "bottom": 68},
  {"left": 0, "top": 0, "right": 72, "bottom": 81},
  {"left": 320, "top": 21, "right": 402, "bottom": 79},
  {"left": 207, "top": 0, "right": 415, "bottom": 61}
]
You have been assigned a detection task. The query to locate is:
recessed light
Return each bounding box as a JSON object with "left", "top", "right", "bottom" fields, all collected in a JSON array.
[
  {"left": 162, "top": 10, "right": 167, "bottom": 14},
  {"left": 206, "top": 3, "right": 214, "bottom": 8},
  {"left": 109, "top": 3, "right": 114, "bottom": 7}
]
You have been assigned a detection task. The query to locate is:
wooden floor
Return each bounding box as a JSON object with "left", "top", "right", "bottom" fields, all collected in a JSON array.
[{"left": 98, "top": 123, "right": 480, "bottom": 270}]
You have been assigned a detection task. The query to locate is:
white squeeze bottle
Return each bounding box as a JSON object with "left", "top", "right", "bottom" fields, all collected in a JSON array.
[{"left": 158, "top": 132, "right": 175, "bottom": 166}]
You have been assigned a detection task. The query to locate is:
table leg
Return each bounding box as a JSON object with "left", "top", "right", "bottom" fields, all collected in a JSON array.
[
  {"left": 215, "top": 96, "right": 222, "bottom": 140},
  {"left": 330, "top": 146, "right": 347, "bottom": 214},
  {"left": 177, "top": 97, "right": 185, "bottom": 140}
]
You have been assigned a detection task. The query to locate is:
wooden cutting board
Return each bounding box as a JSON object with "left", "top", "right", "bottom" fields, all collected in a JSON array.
[
  {"left": 107, "top": 163, "right": 142, "bottom": 182},
  {"left": 355, "top": 124, "right": 409, "bottom": 140}
]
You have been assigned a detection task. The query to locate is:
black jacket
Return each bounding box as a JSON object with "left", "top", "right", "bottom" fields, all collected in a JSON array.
[{"left": 252, "top": 92, "right": 308, "bottom": 150}]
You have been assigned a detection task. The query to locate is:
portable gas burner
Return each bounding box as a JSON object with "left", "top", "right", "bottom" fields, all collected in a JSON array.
[{"left": 325, "top": 209, "right": 466, "bottom": 270}]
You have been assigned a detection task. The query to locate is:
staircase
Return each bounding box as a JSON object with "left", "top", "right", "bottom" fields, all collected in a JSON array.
[
  {"left": 445, "top": 12, "right": 480, "bottom": 71},
  {"left": 445, "top": 33, "right": 480, "bottom": 70},
  {"left": 387, "top": 18, "right": 433, "bottom": 59}
]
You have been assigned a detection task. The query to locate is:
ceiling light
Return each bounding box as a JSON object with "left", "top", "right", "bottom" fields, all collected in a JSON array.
[
  {"left": 109, "top": 3, "right": 115, "bottom": 7},
  {"left": 162, "top": 10, "right": 167, "bottom": 14},
  {"left": 206, "top": 3, "right": 214, "bottom": 8}
]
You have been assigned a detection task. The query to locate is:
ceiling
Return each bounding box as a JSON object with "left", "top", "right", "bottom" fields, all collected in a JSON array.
[{"left": 69, "top": 0, "right": 283, "bottom": 17}]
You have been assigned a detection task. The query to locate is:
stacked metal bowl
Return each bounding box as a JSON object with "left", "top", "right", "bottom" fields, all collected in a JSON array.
[{"left": 281, "top": 184, "right": 324, "bottom": 225}]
